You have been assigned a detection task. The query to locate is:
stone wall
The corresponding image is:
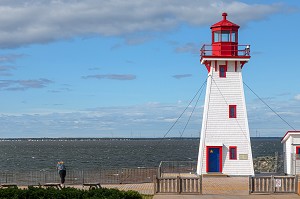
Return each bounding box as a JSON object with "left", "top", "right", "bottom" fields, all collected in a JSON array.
[{"left": 253, "top": 153, "right": 283, "bottom": 173}]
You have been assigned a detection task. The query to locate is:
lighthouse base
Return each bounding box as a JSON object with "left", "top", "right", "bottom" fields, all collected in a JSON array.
[
  {"left": 197, "top": 143, "right": 254, "bottom": 176},
  {"left": 202, "top": 175, "right": 249, "bottom": 195}
]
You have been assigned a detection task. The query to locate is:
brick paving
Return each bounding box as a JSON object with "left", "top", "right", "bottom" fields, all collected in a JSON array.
[
  {"left": 202, "top": 176, "right": 249, "bottom": 195},
  {"left": 86, "top": 182, "right": 300, "bottom": 198},
  {"left": 20, "top": 183, "right": 300, "bottom": 198},
  {"left": 61, "top": 183, "right": 154, "bottom": 195},
  {"left": 153, "top": 194, "right": 300, "bottom": 199},
  {"left": 103, "top": 183, "right": 154, "bottom": 195}
]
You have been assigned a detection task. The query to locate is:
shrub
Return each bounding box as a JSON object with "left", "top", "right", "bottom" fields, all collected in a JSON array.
[{"left": 0, "top": 187, "right": 143, "bottom": 199}]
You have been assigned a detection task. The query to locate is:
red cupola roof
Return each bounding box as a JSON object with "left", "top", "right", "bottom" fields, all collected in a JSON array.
[{"left": 211, "top": 13, "right": 239, "bottom": 29}]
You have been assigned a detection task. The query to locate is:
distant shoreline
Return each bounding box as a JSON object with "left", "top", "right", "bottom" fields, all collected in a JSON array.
[{"left": 0, "top": 137, "right": 281, "bottom": 141}]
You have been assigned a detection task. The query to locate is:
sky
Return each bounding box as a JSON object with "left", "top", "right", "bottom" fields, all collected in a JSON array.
[{"left": 0, "top": 0, "right": 299, "bottom": 138}]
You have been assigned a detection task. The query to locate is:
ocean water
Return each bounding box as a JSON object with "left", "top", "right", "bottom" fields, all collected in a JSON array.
[{"left": 0, "top": 138, "right": 282, "bottom": 171}]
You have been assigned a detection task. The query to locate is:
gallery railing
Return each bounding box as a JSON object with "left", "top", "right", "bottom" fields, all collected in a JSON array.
[{"left": 200, "top": 44, "right": 250, "bottom": 56}]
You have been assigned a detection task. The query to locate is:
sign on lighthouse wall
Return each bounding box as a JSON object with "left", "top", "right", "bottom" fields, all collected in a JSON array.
[{"left": 197, "top": 13, "right": 254, "bottom": 176}]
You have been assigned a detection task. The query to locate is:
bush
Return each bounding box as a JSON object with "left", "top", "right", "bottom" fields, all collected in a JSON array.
[{"left": 0, "top": 187, "right": 143, "bottom": 199}]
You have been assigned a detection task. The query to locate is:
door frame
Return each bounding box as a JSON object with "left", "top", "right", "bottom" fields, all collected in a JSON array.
[{"left": 206, "top": 146, "right": 223, "bottom": 173}]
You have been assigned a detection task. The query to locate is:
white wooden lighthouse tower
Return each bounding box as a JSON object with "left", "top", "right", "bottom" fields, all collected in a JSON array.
[{"left": 197, "top": 13, "right": 254, "bottom": 176}]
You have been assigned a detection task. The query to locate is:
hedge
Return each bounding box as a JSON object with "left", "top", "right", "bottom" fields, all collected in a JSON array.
[{"left": 0, "top": 187, "right": 142, "bottom": 199}]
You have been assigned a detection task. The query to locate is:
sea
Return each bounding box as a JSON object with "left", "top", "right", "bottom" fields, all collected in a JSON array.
[{"left": 0, "top": 137, "right": 282, "bottom": 171}]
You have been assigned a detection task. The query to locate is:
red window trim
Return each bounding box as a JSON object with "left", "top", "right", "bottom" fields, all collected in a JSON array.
[
  {"left": 229, "top": 146, "right": 237, "bottom": 160},
  {"left": 206, "top": 146, "right": 223, "bottom": 173},
  {"left": 296, "top": 146, "right": 300, "bottom": 160},
  {"left": 229, "top": 105, "right": 237, "bottom": 118},
  {"left": 219, "top": 65, "right": 227, "bottom": 78},
  {"left": 215, "top": 61, "right": 217, "bottom": 72},
  {"left": 235, "top": 61, "right": 237, "bottom": 72}
]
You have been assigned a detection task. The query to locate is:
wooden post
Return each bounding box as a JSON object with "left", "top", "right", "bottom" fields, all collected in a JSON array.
[
  {"left": 157, "top": 167, "right": 161, "bottom": 178},
  {"left": 177, "top": 176, "right": 180, "bottom": 194},
  {"left": 295, "top": 175, "right": 298, "bottom": 194},
  {"left": 82, "top": 170, "right": 84, "bottom": 185},
  {"left": 199, "top": 175, "right": 202, "bottom": 195},
  {"left": 295, "top": 154, "right": 297, "bottom": 176},
  {"left": 153, "top": 175, "right": 157, "bottom": 194},
  {"left": 248, "top": 175, "right": 252, "bottom": 195},
  {"left": 274, "top": 152, "right": 278, "bottom": 173},
  {"left": 5, "top": 172, "right": 7, "bottom": 183},
  {"left": 44, "top": 171, "right": 46, "bottom": 184},
  {"left": 271, "top": 175, "right": 274, "bottom": 193}
]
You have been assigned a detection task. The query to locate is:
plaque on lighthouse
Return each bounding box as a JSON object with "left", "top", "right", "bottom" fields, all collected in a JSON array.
[{"left": 197, "top": 13, "right": 254, "bottom": 176}]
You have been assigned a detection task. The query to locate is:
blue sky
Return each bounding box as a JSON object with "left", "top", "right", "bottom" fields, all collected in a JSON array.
[{"left": 0, "top": 0, "right": 299, "bottom": 138}]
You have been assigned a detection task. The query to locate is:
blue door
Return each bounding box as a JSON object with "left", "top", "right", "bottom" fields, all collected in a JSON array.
[{"left": 208, "top": 147, "right": 220, "bottom": 172}]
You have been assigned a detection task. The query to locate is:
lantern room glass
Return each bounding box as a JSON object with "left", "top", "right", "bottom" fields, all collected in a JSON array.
[
  {"left": 231, "top": 32, "right": 236, "bottom": 42},
  {"left": 221, "top": 31, "right": 230, "bottom": 42},
  {"left": 213, "top": 31, "right": 237, "bottom": 42},
  {"left": 214, "top": 32, "right": 220, "bottom": 42}
]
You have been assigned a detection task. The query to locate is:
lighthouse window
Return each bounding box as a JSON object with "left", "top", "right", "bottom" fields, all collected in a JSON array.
[
  {"left": 214, "top": 31, "right": 234, "bottom": 42},
  {"left": 229, "top": 105, "right": 237, "bottom": 118},
  {"left": 229, "top": 146, "right": 237, "bottom": 160},
  {"left": 219, "top": 65, "right": 227, "bottom": 77},
  {"left": 214, "top": 31, "right": 220, "bottom": 42},
  {"left": 221, "top": 31, "right": 230, "bottom": 42},
  {"left": 231, "top": 32, "right": 236, "bottom": 42}
]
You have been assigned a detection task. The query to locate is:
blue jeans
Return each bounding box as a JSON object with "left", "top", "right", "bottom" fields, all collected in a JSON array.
[{"left": 59, "top": 170, "right": 66, "bottom": 184}]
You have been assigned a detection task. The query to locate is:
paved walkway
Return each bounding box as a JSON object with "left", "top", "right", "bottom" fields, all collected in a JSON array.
[
  {"left": 202, "top": 176, "right": 249, "bottom": 195},
  {"left": 62, "top": 183, "right": 154, "bottom": 195},
  {"left": 103, "top": 183, "right": 153, "bottom": 195},
  {"left": 86, "top": 183, "right": 300, "bottom": 198},
  {"left": 20, "top": 183, "right": 300, "bottom": 198},
  {"left": 102, "top": 182, "right": 300, "bottom": 198},
  {"left": 153, "top": 194, "right": 300, "bottom": 199}
]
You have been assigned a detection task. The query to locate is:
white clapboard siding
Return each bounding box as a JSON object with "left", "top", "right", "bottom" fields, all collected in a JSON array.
[
  {"left": 286, "top": 138, "right": 292, "bottom": 174},
  {"left": 197, "top": 60, "right": 254, "bottom": 176},
  {"left": 281, "top": 132, "right": 300, "bottom": 175}
]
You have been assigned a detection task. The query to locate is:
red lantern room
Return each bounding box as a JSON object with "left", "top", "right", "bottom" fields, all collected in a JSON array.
[
  {"left": 200, "top": 13, "right": 250, "bottom": 68},
  {"left": 211, "top": 12, "right": 239, "bottom": 56}
]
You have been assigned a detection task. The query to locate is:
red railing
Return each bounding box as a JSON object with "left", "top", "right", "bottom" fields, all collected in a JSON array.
[{"left": 200, "top": 44, "right": 250, "bottom": 57}]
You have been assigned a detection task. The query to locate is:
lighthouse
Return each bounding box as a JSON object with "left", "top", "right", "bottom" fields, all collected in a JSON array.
[{"left": 197, "top": 13, "right": 254, "bottom": 176}]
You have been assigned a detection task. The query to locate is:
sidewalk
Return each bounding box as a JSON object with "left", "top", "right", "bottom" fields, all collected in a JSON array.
[
  {"left": 19, "top": 183, "right": 300, "bottom": 198},
  {"left": 96, "top": 183, "right": 300, "bottom": 198},
  {"left": 153, "top": 194, "right": 300, "bottom": 199},
  {"left": 100, "top": 182, "right": 300, "bottom": 198},
  {"left": 102, "top": 183, "right": 153, "bottom": 195}
]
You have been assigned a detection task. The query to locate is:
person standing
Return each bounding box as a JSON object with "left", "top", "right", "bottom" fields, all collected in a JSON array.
[{"left": 56, "top": 161, "right": 66, "bottom": 187}]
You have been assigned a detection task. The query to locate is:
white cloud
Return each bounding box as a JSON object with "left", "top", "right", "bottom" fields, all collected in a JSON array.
[
  {"left": 294, "top": 94, "right": 300, "bottom": 101},
  {"left": 175, "top": 43, "right": 199, "bottom": 54},
  {"left": 0, "top": 54, "right": 25, "bottom": 62},
  {"left": 0, "top": 0, "right": 284, "bottom": 48},
  {"left": 0, "top": 97, "right": 299, "bottom": 137},
  {"left": 163, "top": 118, "right": 178, "bottom": 122},
  {"left": 82, "top": 74, "right": 136, "bottom": 80},
  {"left": 247, "top": 98, "right": 300, "bottom": 136},
  {"left": 172, "top": 74, "right": 192, "bottom": 79},
  {"left": 0, "top": 78, "right": 53, "bottom": 91},
  {"left": 0, "top": 102, "right": 203, "bottom": 138}
]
